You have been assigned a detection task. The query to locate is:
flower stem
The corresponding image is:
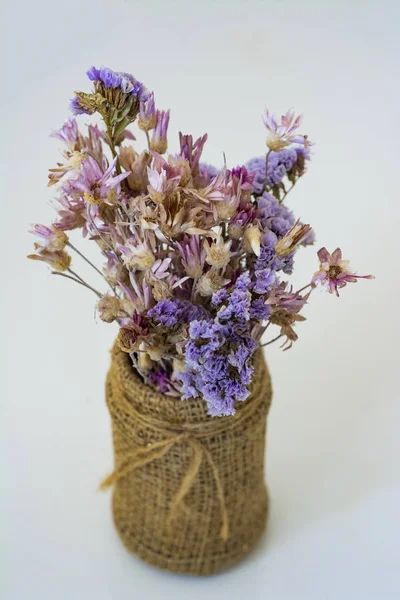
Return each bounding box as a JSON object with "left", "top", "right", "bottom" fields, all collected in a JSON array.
[
  {"left": 296, "top": 282, "right": 314, "bottom": 295},
  {"left": 260, "top": 333, "right": 283, "bottom": 348},
  {"left": 105, "top": 120, "right": 123, "bottom": 176},
  {"left": 145, "top": 130, "right": 151, "bottom": 151},
  {"left": 67, "top": 241, "right": 116, "bottom": 293},
  {"left": 88, "top": 206, "right": 121, "bottom": 262},
  {"left": 52, "top": 270, "right": 102, "bottom": 298},
  {"left": 263, "top": 149, "right": 272, "bottom": 192},
  {"left": 280, "top": 180, "right": 296, "bottom": 203}
]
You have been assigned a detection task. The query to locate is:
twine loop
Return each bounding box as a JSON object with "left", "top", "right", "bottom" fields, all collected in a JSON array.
[{"left": 100, "top": 431, "right": 230, "bottom": 540}]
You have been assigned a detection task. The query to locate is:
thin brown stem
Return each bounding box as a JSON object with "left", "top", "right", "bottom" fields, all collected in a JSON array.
[
  {"left": 52, "top": 271, "right": 102, "bottom": 298},
  {"left": 296, "top": 282, "right": 314, "bottom": 295},
  {"left": 260, "top": 333, "right": 283, "bottom": 348},
  {"left": 67, "top": 241, "right": 116, "bottom": 294},
  {"left": 67, "top": 241, "right": 103, "bottom": 277},
  {"left": 88, "top": 206, "right": 121, "bottom": 262},
  {"left": 280, "top": 179, "right": 296, "bottom": 203}
]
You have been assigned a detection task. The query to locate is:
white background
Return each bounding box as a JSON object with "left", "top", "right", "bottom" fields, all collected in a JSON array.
[{"left": 1, "top": 1, "right": 399, "bottom": 598}]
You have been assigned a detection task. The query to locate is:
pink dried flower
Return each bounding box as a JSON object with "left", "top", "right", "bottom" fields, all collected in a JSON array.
[
  {"left": 118, "top": 233, "right": 156, "bottom": 271},
  {"left": 150, "top": 110, "right": 170, "bottom": 154},
  {"left": 147, "top": 166, "right": 180, "bottom": 203},
  {"left": 266, "top": 282, "right": 310, "bottom": 313},
  {"left": 263, "top": 108, "right": 310, "bottom": 151},
  {"left": 68, "top": 155, "right": 129, "bottom": 205},
  {"left": 27, "top": 247, "right": 71, "bottom": 271},
  {"left": 189, "top": 170, "right": 227, "bottom": 205},
  {"left": 50, "top": 118, "right": 81, "bottom": 149},
  {"left": 53, "top": 194, "right": 86, "bottom": 232},
  {"left": 138, "top": 92, "right": 156, "bottom": 132},
  {"left": 179, "top": 132, "right": 208, "bottom": 176},
  {"left": 312, "top": 248, "right": 374, "bottom": 297},
  {"left": 30, "top": 224, "right": 68, "bottom": 251},
  {"left": 175, "top": 236, "right": 205, "bottom": 278},
  {"left": 119, "top": 273, "right": 153, "bottom": 313}
]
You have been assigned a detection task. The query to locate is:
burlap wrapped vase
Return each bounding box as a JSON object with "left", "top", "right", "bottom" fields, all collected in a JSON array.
[{"left": 101, "top": 343, "right": 272, "bottom": 576}]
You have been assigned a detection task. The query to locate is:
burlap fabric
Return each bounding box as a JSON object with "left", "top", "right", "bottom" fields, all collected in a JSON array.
[{"left": 102, "top": 343, "right": 272, "bottom": 575}]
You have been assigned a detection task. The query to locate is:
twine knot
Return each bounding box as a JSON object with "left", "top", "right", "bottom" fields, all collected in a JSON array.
[{"left": 100, "top": 431, "right": 229, "bottom": 541}]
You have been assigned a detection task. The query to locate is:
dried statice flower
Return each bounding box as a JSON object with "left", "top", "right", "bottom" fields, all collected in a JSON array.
[
  {"left": 247, "top": 148, "right": 309, "bottom": 195},
  {"left": 29, "top": 66, "right": 373, "bottom": 416}
]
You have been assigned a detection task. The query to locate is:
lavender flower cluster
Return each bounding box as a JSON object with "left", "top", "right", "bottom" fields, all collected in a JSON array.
[{"left": 29, "top": 65, "right": 373, "bottom": 416}]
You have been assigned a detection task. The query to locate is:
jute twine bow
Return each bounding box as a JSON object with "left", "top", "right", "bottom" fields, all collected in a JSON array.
[{"left": 100, "top": 431, "right": 230, "bottom": 541}]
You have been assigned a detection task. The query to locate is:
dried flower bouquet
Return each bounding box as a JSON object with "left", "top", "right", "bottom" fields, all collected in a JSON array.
[{"left": 29, "top": 65, "right": 373, "bottom": 417}]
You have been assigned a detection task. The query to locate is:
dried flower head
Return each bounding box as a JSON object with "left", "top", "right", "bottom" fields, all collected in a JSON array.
[
  {"left": 244, "top": 224, "right": 262, "bottom": 257},
  {"left": 312, "top": 248, "right": 374, "bottom": 296},
  {"left": 275, "top": 220, "right": 312, "bottom": 257},
  {"left": 30, "top": 224, "right": 69, "bottom": 252},
  {"left": 119, "top": 236, "right": 156, "bottom": 271},
  {"left": 263, "top": 108, "right": 310, "bottom": 151},
  {"left": 203, "top": 238, "right": 232, "bottom": 269},
  {"left": 197, "top": 268, "right": 230, "bottom": 297},
  {"left": 150, "top": 110, "right": 170, "bottom": 154},
  {"left": 28, "top": 248, "right": 71, "bottom": 271},
  {"left": 138, "top": 92, "right": 156, "bottom": 131},
  {"left": 97, "top": 294, "right": 123, "bottom": 323}
]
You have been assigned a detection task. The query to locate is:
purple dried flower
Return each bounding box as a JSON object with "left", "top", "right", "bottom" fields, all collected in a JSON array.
[
  {"left": 86, "top": 65, "right": 147, "bottom": 99},
  {"left": 312, "top": 248, "right": 374, "bottom": 297},
  {"left": 68, "top": 155, "right": 129, "bottom": 205},
  {"left": 150, "top": 110, "right": 170, "bottom": 154},
  {"left": 250, "top": 298, "right": 271, "bottom": 321},
  {"left": 247, "top": 148, "right": 310, "bottom": 195},
  {"left": 138, "top": 92, "right": 156, "bottom": 131},
  {"left": 149, "top": 299, "right": 206, "bottom": 328},
  {"left": 29, "top": 224, "right": 68, "bottom": 252},
  {"left": 51, "top": 118, "right": 80, "bottom": 148},
  {"left": 175, "top": 236, "right": 205, "bottom": 279},
  {"left": 254, "top": 268, "right": 277, "bottom": 294},
  {"left": 263, "top": 108, "right": 310, "bottom": 151},
  {"left": 69, "top": 95, "right": 92, "bottom": 116},
  {"left": 179, "top": 133, "right": 208, "bottom": 175},
  {"left": 148, "top": 367, "right": 171, "bottom": 393},
  {"left": 212, "top": 288, "right": 227, "bottom": 305}
]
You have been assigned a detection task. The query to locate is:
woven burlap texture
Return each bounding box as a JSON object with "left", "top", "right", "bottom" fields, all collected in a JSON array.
[{"left": 102, "top": 343, "right": 272, "bottom": 576}]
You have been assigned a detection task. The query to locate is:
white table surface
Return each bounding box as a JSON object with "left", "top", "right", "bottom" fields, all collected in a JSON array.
[{"left": 1, "top": 1, "right": 399, "bottom": 598}]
